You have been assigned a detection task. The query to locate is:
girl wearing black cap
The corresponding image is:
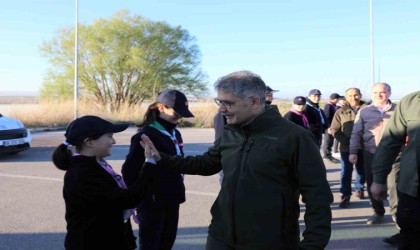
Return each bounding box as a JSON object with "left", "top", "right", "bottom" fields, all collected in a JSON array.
[
  {"left": 52, "top": 115, "right": 156, "bottom": 250},
  {"left": 122, "top": 89, "right": 194, "bottom": 250}
]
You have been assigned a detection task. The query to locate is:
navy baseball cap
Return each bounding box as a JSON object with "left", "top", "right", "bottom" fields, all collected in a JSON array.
[
  {"left": 293, "top": 96, "right": 307, "bottom": 105},
  {"left": 157, "top": 89, "right": 194, "bottom": 118},
  {"left": 65, "top": 116, "right": 128, "bottom": 146},
  {"left": 330, "top": 93, "right": 341, "bottom": 99},
  {"left": 266, "top": 86, "right": 279, "bottom": 93},
  {"left": 309, "top": 89, "right": 322, "bottom": 95}
]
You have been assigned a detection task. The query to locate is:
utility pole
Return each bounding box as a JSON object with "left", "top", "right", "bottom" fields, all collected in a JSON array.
[
  {"left": 370, "top": 0, "right": 375, "bottom": 85},
  {"left": 74, "top": 0, "right": 79, "bottom": 119}
]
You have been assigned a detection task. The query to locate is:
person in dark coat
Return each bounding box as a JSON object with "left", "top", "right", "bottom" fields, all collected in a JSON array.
[
  {"left": 52, "top": 115, "right": 156, "bottom": 250},
  {"left": 140, "top": 71, "right": 333, "bottom": 250},
  {"left": 122, "top": 89, "right": 194, "bottom": 250},
  {"left": 265, "top": 85, "right": 279, "bottom": 105},
  {"left": 305, "top": 89, "right": 327, "bottom": 147},
  {"left": 371, "top": 91, "right": 420, "bottom": 249},
  {"left": 283, "top": 96, "right": 309, "bottom": 129},
  {"left": 213, "top": 111, "right": 227, "bottom": 184},
  {"left": 321, "top": 93, "right": 341, "bottom": 163}
]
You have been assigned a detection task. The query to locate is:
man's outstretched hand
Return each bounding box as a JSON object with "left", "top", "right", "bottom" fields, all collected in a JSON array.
[{"left": 140, "top": 134, "right": 161, "bottom": 161}]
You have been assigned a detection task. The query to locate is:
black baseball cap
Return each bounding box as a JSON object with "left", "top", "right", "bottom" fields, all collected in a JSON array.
[
  {"left": 330, "top": 93, "right": 341, "bottom": 99},
  {"left": 293, "top": 96, "right": 306, "bottom": 105},
  {"left": 266, "top": 86, "right": 279, "bottom": 93},
  {"left": 65, "top": 115, "right": 128, "bottom": 146},
  {"left": 157, "top": 89, "right": 194, "bottom": 118}
]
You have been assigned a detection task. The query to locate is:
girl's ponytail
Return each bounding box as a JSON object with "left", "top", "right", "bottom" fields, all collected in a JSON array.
[{"left": 52, "top": 144, "right": 73, "bottom": 170}]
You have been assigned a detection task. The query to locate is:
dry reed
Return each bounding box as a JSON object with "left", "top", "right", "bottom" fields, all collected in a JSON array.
[{"left": 4, "top": 99, "right": 292, "bottom": 129}]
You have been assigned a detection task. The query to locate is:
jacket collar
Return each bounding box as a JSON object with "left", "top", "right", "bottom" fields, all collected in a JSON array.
[
  {"left": 341, "top": 100, "right": 366, "bottom": 112},
  {"left": 225, "top": 105, "right": 281, "bottom": 135},
  {"left": 306, "top": 98, "right": 320, "bottom": 108}
]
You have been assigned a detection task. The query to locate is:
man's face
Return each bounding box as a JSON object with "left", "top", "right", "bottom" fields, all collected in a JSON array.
[
  {"left": 345, "top": 89, "right": 362, "bottom": 107},
  {"left": 338, "top": 99, "right": 347, "bottom": 106},
  {"left": 293, "top": 104, "right": 306, "bottom": 112},
  {"left": 215, "top": 91, "right": 256, "bottom": 125},
  {"left": 308, "top": 94, "right": 321, "bottom": 104},
  {"left": 265, "top": 92, "right": 274, "bottom": 104},
  {"left": 372, "top": 84, "right": 391, "bottom": 106}
]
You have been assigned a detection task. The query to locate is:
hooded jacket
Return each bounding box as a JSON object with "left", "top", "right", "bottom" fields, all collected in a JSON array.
[{"left": 158, "top": 106, "right": 333, "bottom": 249}]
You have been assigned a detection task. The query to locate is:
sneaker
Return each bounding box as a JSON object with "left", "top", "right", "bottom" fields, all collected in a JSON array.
[
  {"left": 366, "top": 213, "right": 384, "bottom": 224},
  {"left": 355, "top": 189, "right": 365, "bottom": 199},
  {"left": 338, "top": 196, "right": 350, "bottom": 208},
  {"left": 383, "top": 233, "right": 403, "bottom": 246},
  {"left": 324, "top": 155, "right": 340, "bottom": 163}
]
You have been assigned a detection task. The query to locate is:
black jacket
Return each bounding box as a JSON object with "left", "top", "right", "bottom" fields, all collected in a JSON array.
[
  {"left": 323, "top": 102, "right": 337, "bottom": 127},
  {"left": 122, "top": 124, "right": 186, "bottom": 205},
  {"left": 158, "top": 106, "right": 333, "bottom": 249},
  {"left": 63, "top": 155, "right": 155, "bottom": 250},
  {"left": 283, "top": 111, "right": 308, "bottom": 129},
  {"left": 305, "top": 99, "right": 327, "bottom": 138}
]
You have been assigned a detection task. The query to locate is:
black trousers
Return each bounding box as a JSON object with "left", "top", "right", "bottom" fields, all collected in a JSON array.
[
  {"left": 397, "top": 191, "right": 420, "bottom": 250},
  {"left": 364, "top": 151, "right": 385, "bottom": 216},
  {"left": 321, "top": 132, "right": 334, "bottom": 157},
  {"left": 137, "top": 201, "right": 180, "bottom": 250}
]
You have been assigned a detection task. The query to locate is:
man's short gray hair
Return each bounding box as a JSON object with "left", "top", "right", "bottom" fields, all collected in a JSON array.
[
  {"left": 373, "top": 82, "right": 392, "bottom": 93},
  {"left": 214, "top": 71, "right": 267, "bottom": 104}
]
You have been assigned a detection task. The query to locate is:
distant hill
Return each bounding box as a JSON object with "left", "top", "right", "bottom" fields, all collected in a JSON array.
[
  {"left": 0, "top": 91, "right": 38, "bottom": 97},
  {"left": 0, "top": 96, "right": 39, "bottom": 104}
]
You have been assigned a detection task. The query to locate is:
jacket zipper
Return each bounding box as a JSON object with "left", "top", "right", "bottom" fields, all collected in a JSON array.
[{"left": 231, "top": 136, "right": 253, "bottom": 245}]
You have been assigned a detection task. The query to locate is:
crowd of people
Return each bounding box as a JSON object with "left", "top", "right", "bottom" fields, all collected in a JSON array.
[{"left": 52, "top": 70, "right": 419, "bottom": 250}]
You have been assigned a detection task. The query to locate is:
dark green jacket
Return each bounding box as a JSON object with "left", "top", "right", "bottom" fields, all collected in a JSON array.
[
  {"left": 159, "top": 106, "right": 333, "bottom": 249},
  {"left": 372, "top": 91, "right": 420, "bottom": 197}
]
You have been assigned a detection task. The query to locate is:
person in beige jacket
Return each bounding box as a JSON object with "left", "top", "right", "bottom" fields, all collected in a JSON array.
[
  {"left": 330, "top": 88, "right": 366, "bottom": 208},
  {"left": 349, "top": 83, "right": 400, "bottom": 226}
]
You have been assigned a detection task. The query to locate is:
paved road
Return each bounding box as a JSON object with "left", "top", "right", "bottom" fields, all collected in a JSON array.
[{"left": 0, "top": 127, "right": 398, "bottom": 249}]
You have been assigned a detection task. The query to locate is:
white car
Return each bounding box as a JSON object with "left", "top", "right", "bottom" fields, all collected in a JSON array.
[{"left": 0, "top": 114, "right": 31, "bottom": 154}]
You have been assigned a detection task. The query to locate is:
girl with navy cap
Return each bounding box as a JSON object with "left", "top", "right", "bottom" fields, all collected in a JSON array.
[
  {"left": 52, "top": 115, "right": 156, "bottom": 250},
  {"left": 122, "top": 89, "right": 194, "bottom": 250}
]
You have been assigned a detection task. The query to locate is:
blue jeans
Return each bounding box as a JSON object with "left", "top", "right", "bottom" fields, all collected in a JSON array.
[{"left": 340, "top": 151, "right": 365, "bottom": 197}]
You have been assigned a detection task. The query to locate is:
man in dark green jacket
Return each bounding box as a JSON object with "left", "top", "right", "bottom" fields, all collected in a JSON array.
[
  {"left": 143, "top": 71, "right": 333, "bottom": 250},
  {"left": 371, "top": 90, "right": 420, "bottom": 249}
]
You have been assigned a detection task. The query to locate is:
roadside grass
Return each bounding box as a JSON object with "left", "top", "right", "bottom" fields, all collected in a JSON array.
[{"left": 4, "top": 99, "right": 292, "bottom": 129}]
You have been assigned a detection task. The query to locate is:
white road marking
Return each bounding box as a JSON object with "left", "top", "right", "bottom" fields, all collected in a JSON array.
[
  {"left": 0, "top": 173, "right": 62, "bottom": 182},
  {"left": 0, "top": 173, "right": 219, "bottom": 197}
]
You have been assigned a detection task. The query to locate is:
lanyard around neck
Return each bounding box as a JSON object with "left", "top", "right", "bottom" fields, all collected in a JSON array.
[
  {"left": 97, "top": 159, "right": 137, "bottom": 222},
  {"left": 149, "top": 121, "right": 181, "bottom": 156}
]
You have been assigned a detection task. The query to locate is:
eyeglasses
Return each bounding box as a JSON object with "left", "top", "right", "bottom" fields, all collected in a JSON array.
[
  {"left": 214, "top": 96, "right": 257, "bottom": 109},
  {"left": 214, "top": 98, "right": 236, "bottom": 109}
]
